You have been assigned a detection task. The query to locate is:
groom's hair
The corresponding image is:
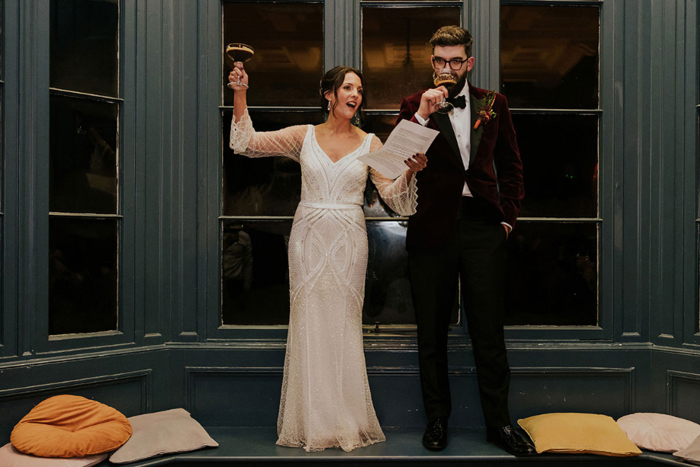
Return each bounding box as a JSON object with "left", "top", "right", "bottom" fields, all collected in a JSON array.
[{"left": 430, "top": 25, "right": 473, "bottom": 58}]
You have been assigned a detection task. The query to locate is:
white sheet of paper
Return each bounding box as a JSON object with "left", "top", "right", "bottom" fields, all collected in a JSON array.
[{"left": 358, "top": 119, "right": 439, "bottom": 179}]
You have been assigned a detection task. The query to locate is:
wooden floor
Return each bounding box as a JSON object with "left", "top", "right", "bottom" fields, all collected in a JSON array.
[{"left": 97, "top": 427, "right": 688, "bottom": 467}]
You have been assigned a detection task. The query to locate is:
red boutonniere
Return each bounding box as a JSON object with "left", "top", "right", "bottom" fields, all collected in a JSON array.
[{"left": 473, "top": 91, "right": 497, "bottom": 130}]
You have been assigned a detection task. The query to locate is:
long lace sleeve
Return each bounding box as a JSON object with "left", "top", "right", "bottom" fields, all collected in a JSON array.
[
  {"left": 368, "top": 136, "right": 418, "bottom": 216},
  {"left": 229, "top": 109, "right": 306, "bottom": 162}
]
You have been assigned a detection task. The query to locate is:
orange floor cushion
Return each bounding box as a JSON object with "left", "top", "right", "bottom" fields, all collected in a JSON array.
[{"left": 11, "top": 395, "right": 132, "bottom": 458}]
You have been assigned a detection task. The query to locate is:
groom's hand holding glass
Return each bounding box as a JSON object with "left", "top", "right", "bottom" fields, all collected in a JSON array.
[{"left": 416, "top": 87, "right": 450, "bottom": 121}]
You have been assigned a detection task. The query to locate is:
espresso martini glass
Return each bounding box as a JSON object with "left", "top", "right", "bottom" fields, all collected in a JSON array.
[
  {"left": 226, "top": 43, "right": 255, "bottom": 89},
  {"left": 433, "top": 72, "right": 457, "bottom": 114}
]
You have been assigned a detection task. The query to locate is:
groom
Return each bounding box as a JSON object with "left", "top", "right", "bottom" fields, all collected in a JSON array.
[{"left": 397, "top": 26, "right": 532, "bottom": 456}]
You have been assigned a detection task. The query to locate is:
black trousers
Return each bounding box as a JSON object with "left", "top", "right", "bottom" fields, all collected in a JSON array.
[{"left": 408, "top": 196, "right": 511, "bottom": 428}]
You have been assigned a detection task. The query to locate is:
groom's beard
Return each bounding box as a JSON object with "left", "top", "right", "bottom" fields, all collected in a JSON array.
[{"left": 445, "top": 71, "right": 469, "bottom": 97}]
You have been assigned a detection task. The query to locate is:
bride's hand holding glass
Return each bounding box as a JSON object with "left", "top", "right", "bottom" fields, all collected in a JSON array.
[{"left": 227, "top": 62, "right": 249, "bottom": 91}]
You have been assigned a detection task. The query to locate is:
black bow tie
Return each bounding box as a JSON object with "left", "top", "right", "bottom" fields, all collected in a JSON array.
[{"left": 446, "top": 95, "right": 466, "bottom": 109}]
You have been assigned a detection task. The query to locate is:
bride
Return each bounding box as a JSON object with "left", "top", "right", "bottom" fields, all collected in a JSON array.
[{"left": 228, "top": 63, "right": 426, "bottom": 452}]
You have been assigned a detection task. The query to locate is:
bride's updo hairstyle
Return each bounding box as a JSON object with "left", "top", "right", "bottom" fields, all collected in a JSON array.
[{"left": 320, "top": 66, "right": 366, "bottom": 127}]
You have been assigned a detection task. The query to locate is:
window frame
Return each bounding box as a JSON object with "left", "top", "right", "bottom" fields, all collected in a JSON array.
[
  {"left": 212, "top": 0, "right": 325, "bottom": 340},
  {"left": 31, "top": 0, "right": 139, "bottom": 355},
  {"left": 207, "top": 0, "right": 615, "bottom": 343},
  {"left": 495, "top": 0, "right": 608, "bottom": 341},
  {"left": 689, "top": 0, "right": 700, "bottom": 347},
  {"left": 0, "top": 0, "right": 10, "bottom": 359}
]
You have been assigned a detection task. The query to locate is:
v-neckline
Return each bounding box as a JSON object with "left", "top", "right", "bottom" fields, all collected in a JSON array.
[{"left": 311, "top": 126, "right": 369, "bottom": 165}]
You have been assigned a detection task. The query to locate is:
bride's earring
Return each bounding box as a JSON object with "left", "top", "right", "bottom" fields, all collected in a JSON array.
[{"left": 327, "top": 101, "right": 331, "bottom": 111}]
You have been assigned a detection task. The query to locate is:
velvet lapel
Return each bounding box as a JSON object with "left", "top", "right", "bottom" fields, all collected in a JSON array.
[
  {"left": 431, "top": 112, "right": 464, "bottom": 169},
  {"left": 470, "top": 92, "right": 485, "bottom": 161}
]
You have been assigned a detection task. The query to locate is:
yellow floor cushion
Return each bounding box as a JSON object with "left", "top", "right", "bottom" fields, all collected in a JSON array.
[
  {"left": 518, "top": 412, "right": 642, "bottom": 457},
  {"left": 11, "top": 395, "right": 132, "bottom": 458}
]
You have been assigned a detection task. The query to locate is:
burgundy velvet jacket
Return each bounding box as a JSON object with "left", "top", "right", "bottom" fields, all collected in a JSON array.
[{"left": 397, "top": 83, "right": 524, "bottom": 249}]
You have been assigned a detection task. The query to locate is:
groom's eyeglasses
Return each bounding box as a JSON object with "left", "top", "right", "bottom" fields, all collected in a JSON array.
[{"left": 432, "top": 56, "right": 468, "bottom": 71}]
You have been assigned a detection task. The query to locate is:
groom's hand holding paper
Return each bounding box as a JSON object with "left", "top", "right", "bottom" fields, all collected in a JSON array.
[{"left": 359, "top": 119, "right": 439, "bottom": 179}]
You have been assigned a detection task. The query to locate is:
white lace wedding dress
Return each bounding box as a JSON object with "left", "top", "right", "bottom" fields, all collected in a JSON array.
[{"left": 230, "top": 110, "right": 418, "bottom": 452}]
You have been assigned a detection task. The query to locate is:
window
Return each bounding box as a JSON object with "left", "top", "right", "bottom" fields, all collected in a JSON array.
[
  {"left": 0, "top": 0, "right": 4, "bottom": 340},
  {"left": 221, "top": 2, "right": 324, "bottom": 326},
  {"left": 500, "top": 4, "right": 600, "bottom": 326},
  {"left": 220, "top": 1, "right": 463, "bottom": 328},
  {"left": 49, "top": 0, "right": 120, "bottom": 335},
  {"left": 361, "top": 3, "right": 462, "bottom": 327}
]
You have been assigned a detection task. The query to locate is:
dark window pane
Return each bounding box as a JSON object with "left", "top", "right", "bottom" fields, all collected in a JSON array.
[
  {"left": 49, "top": 217, "right": 118, "bottom": 334},
  {"left": 0, "top": 219, "right": 3, "bottom": 339},
  {"left": 223, "top": 2, "right": 323, "bottom": 107},
  {"left": 500, "top": 5, "right": 599, "bottom": 109},
  {"left": 505, "top": 222, "right": 598, "bottom": 326},
  {"left": 221, "top": 219, "right": 458, "bottom": 326},
  {"left": 513, "top": 113, "right": 598, "bottom": 218},
  {"left": 0, "top": 0, "right": 4, "bottom": 78},
  {"left": 222, "top": 219, "right": 291, "bottom": 325},
  {"left": 50, "top": 0, "right": 119, "bottom": 97},
  {"left": 50, "top": 95, "right": 118, "bottom": 214},
  {"left": 364, "top": 221, "right": 458, "bottom": 326},
  {"left": 0, "top": 88, "right": 3, "bottom": 206},
  {"left": 362, "top": 6, "right": 461, "bottom": 109},
  {"left": 223, "top": 110, "right": 323, "bottom": 216}
]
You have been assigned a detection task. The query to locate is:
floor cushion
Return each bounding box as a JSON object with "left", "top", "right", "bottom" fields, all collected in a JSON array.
[
  {"left": 518, "top": 412, "right": 642, "bottom": 457},
  {"left": 0, "top": 443, "right": 108, "bottom": 467},
  {"left": 109, "top": 408, "right": 218, "bottom": 464},
  {"left": 617, "top": 413, "right": 700, "bottom": 452},
  {"left": 674, "top": 434, "right": 700, "bottom": 465},
  {"left": 10, "top": 394, "right": 132, "bottom": 458}
]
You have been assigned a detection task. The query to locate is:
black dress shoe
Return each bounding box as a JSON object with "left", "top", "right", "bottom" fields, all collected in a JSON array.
[
  {"left": 422, "top": 417, "right": 449, "bottom": 451},
  {"left": 486, "top": 425, "right": 536, "bottom": 456}
]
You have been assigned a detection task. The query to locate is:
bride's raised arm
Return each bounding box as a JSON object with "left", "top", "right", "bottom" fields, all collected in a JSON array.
[
  {"left": 367, "top": 135, "right": 419, "bottom": 216},
  {"left": 229, "top": 110, "right": 306, "bottom": 162},
  {"left": 228, "top": 63, "right": 306, "bottom": 162}
]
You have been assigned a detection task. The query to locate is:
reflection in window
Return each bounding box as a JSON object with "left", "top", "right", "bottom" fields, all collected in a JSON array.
[
  {"left": 501, "top": 5, "right": 599, "bottom": 109},
  {"left": 362, "top": 6, "right": 461, "bottom": 110},
  {"left": 501, "top": 4, "right": 600, "bottom": 326},
  {"left": 222, "top": 220, "right": 290, "bottom": 325},
  {"left": 49, "top": 0, "right": 120, "bottom": 335},
  {"left": 222, "top": 2, "right": 324, "bottom": 107},
  {"left": 50, "top": 96, "right": 118, "bottom": 214}
]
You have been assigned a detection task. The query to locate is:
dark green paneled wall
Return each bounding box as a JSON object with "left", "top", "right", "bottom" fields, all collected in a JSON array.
[{"left": 0, "top": 0, "right": 698, "bottom": 436}]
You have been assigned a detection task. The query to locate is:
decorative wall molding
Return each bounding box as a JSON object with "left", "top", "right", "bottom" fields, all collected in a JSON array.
[
  {"left": 0, "top": 369, "right": 152, "bottom": 413},
  {"left": 666, "top": 370, "right": 700, "bottom": 420}
]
